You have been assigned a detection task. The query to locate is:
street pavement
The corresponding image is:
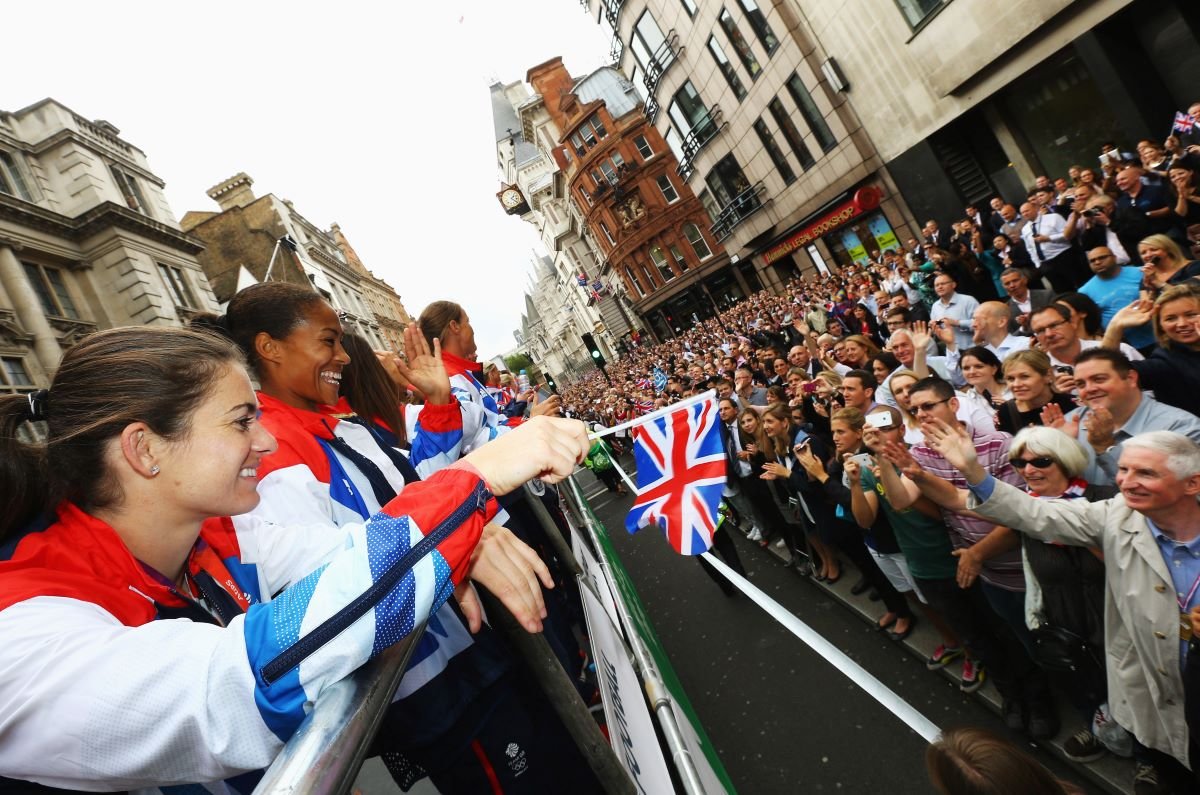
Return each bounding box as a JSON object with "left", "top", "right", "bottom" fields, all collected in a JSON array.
[{"left": 574, "top": 457, "right": 1110, "bottom": 795}]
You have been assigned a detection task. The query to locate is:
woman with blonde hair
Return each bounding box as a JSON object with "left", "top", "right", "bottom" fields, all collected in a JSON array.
[
  {"left": 1103, "top": 282, "right": 1200, "bottom": 415},
  {"left": 927, "top": 727, "right": 1083, "bottom": 794},
  {"left": 1139, "top": 234, "right": 1200, "bottom": 296},
  {"left": 995, "top": 350, "right": 1076, "bottom": 436}
]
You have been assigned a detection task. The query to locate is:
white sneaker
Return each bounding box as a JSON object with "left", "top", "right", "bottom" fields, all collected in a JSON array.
[
  {"left": 748, "top": 528, "right": 762, "bottom": 541},
  {"left": 773, "top": 538, "right": 786, "bottom": 549}
]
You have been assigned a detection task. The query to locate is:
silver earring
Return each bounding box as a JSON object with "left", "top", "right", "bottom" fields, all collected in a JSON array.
[{"left": 149, "top": 465, "right": 160, "bottom": 476}]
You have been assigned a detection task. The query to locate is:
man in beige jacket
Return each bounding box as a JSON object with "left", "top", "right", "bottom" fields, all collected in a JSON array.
[{"left": 890, "top": 424, "right": 1200, "bottom": 794}]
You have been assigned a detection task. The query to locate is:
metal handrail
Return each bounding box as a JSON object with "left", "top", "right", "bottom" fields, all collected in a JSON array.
[
  {"left": 677, "top": 106, "right": 724, "bottom": 180},
  {"left": 253, "top": 481, "right": 634, "bottom": 795},
  {"left": 710, "top": 180, "right": 767, "bottom": 241},
  {"left": 562, "top": 475, "right": 709, "bottom": 794},
  {"left": 252, "top": 629, "right": 423, "bottom": 795}
]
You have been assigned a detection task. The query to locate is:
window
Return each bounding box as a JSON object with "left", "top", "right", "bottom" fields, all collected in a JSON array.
[
  {"left": 627, "top": 266, "right": 646, "bottom": 297},
  {"left": 657, "top": 175, "right": 679, "bottom": 203},
  {"left": 158, "top": 263, "right": 199, "bottom": 308},
  {"left": 717, "top": 8, "right": 761, "bottom": 79},
  {"left": 0, "top": 356, "right": 34, "bottom": 393},
  {"left": 704, "top": 154, "right": 752, "bottom": 208},
  {"left": 600, "top": 221, "right": 616, "bottom": 246},
  {"left": 735, "top": 0, "right": 779, "bottom": 53},
  {"left": 649, "top": 247, "right": 675, "bottom": 282},
  {"left": 664, "top": 128, "right": 685, "bottom": 162},
  {"left": 630, "top": 11, "right": 674, "bottom": 79},
  {"left": 109, "top": 165, "right": 150, "bottom": 215},
  {"left": 634, "top": 135, "right": 653, "bottom": 159},
  {"left": 683, "top": 223, "right": 713, "bottom": 260},
  {"left": 572, "top": 115, "right": 608, "bottom": 155},
  {"left": 786, "top": 73, "right": 837, "bottom": 152},
  {"left": 580, "top": 186, "right": 592, "bottom": 205},
  {"left": 670, "top": 245, "right": 689, "bottom": 272},
  {"left": 599, "top": 161, "right": 618, "bottom": 185},
  {"left": 22, "top": 261, "right": 80, "bottom": 319},
  {"left": 707, "top": 37, "right": 747, "bottom": 101},
  {"left": 679, "top": 0, "right": 698, "bottom": 16},
  {"left": 754, "top": 119, "right": 796, "bottom": 184},
  {"left": 668, "top": 81, "right": 715, "bottom": 143},
  {"left": 0, "top": 152, "right": 32, "bottom": 201},
  {"left": 640, "top": 263, "right": 657, "bottom": 291},
  {"left": 768, "top": 97, "right": 815, "bottom": 170},
  {"left": 894, "top": 0, "right": 944, "bottom": 28}
]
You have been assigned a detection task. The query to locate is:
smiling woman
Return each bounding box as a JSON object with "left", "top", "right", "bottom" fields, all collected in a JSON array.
[{"left": 0, "top": 325, "right": 592, "bottom": 790}]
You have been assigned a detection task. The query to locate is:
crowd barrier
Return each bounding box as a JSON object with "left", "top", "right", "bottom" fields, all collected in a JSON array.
[{"left": 252, "top": 479, "right": 735, "bottom": 795}]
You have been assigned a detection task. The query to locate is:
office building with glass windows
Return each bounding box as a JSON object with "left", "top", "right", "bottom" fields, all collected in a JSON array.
[
  {"left": 580, "top": 0, "right": 919, "bottom": 311},
  {"left": 790, "top": 0, "right": 1199, "bottom": 229}
]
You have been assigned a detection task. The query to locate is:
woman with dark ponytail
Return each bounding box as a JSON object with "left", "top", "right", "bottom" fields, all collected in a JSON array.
[
  {"left": 0, "top": 325, "right": 589, "bottom": 790},
  {"left": 197, "top": 282, "right": 602, "bottom": 794}
]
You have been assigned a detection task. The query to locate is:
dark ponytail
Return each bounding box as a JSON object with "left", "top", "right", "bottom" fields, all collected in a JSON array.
[
  {"left": 191, "top": 282, "right": 326, "bottom": 372},
  {"left": 0, "top": 394, "right": 50, "bottom": 541},
  {"left": 0, "top": 327, "right": 245, "bottom": 542}
]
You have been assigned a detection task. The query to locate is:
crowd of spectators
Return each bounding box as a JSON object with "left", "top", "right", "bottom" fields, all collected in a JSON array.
[{"left": 555, "top": 117, "right": 1200, "bottom": 795}]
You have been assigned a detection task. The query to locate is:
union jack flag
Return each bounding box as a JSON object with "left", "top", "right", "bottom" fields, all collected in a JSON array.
[
  {"left": 1174, "top": 111, "right": 1195, "bottom": 133},
  {"left": 634, "top": 376, "right": 653, "bottom": 390},
  {"left": 625, "top": 395, "right": 727, "bottom": 555},
  {"left": 635, "top": 399, "right": 655, "bottom": 414}
]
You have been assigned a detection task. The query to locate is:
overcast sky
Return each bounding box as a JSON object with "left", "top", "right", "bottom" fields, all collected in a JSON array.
[{"left": 5, "top": 1, "right": 612, "bottom": 360}]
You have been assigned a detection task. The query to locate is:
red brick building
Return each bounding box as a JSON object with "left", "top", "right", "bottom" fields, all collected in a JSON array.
[{"left": 527, "top": 59, "right": 745, "bottom": 339}]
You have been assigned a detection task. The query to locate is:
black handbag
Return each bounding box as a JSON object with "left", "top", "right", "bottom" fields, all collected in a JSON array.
[{"left": 1030, "top": 624, "right": 1101, "bottom": 673}]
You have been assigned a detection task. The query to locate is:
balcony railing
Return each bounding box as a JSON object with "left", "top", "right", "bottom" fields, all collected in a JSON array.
[
  {"left": 609, "top": 34, "right": 623, "bottom": 64},
  {"left": 602, "top": 0, "right": 623, "bottom": 30},
  {"left": 641, "top": 31, "right": 680, "bottom": 96},
  {"left": 710, "top": 181, "right": 768, "bottom": 241},
  {"left": 643, "top": 95, "right": 660, "bottom": 124},
  {"left": 676, "top": 106, "right": 725, "bottom": 180}
]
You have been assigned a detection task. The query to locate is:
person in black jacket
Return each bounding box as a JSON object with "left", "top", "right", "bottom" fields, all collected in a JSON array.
[
  {"left": 794, "top": 406, "right": 914, "bottom": 636},
  {"left": 1102, "top": 283, "right": 1200, "bottom": 417}
]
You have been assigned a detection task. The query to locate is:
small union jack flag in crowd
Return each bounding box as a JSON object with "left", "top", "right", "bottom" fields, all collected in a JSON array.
[
  {"left": 634, "top": 377, "right": 653, "bottom": 390},
  {"left": 1174, "top": 111, "right": 1195, "bottom": 133},
  {"left": 625, "top": 395, "right": 727, "bottom": 555},
  {"left": 635, "top": 399, "right": 655, "bottom": 414}
]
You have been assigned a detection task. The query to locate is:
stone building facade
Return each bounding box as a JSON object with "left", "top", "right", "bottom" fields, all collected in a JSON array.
[
  {"left": 0, "top": 99, "right": 218, "bottom": 392},
  {"left": 491, "top": 77, "right": 621, "bottom": 377},
  {"left": 181, "top": 173, "right": 408, "bottom": 351},
  {"left": 790, "top": 0, "right": 1200, "bottom": 225},
  {"left": 581, "top": 0, "right": 919, "bottom": 308}
]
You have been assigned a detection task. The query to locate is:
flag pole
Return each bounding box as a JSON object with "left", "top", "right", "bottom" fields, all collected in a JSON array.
[
  {"left": 607, "top": 451, "right": 639, "bottom": 494},
  {"left": 588, "top": 389, "right": 716, "bottom": 441}
]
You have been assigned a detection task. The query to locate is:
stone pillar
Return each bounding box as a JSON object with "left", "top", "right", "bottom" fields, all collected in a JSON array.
[{"left": 0, "top": 245, "right": 63, "bottom": 370}]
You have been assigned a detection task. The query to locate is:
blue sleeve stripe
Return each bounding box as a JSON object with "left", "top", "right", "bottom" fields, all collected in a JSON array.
[{"left": 243, "top": 564, "right": 325, "bottom": 740}]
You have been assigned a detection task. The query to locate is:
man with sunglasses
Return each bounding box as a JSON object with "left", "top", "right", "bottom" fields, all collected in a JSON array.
[{"left": 889, "top": 377, "right": 1059, "bottom": 739}]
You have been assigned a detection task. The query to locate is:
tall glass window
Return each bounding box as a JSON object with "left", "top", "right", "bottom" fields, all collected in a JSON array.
[
  {"left": 707, "top": 37, "right": 747, "bottom": 101},
  {"left": 22, "top": 262, "right": 80, "bottom": 319},
  {"left": 668, "top": 81, "right": 714, "bottom": 142},
  {"left": 683, "top": 223, "right": 713, "bottom": 260},
  {"left": 735, "top": 0, "right": 778, "bottom": 54},
  {"left": 705, "top": 153, "right": 752, "bottom": 208},
  {"left": 717, "top": 8, "right": 760, "bottom": 79},
  {"left": 679, "top": 0, "right": 698, "bottom": 16},
  {"left": 0, "top": 152, "right": 32, "bottom": 201},
  {"left": 631, "top": 11, "right": 674, "bottom": 77},
  {"left": 657, "top": 175, "right": 679, "bottom": 203},
  {"left": 894, "top": 0, "right": 944, "bottom": 29},
  {"left": 634, "top": 135, "right": 653, "bottom": 159},
  {"left": 670, "top": 245, "right": 689, "bottom": 272},
  {"left": 768, "top": 97, "right": 814, "bottom": 170},
  {"left": 786, "top": 73, "right": 837, "bottom": 152},
  {"left": 649, "top": 246, "right": 675, "bottom": 282},
  {"left": 753, "top": 119, "right": 796, "bottom": 185}
]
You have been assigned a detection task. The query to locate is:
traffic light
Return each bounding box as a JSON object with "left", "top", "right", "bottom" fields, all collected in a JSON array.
[{"left": 580, "top": 333, "right": 606, "bottom": 369}]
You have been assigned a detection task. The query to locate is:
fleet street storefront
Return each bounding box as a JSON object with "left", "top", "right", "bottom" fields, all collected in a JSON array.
[{"left": 759, "top": 185, "right": 904, "bottom": 278}]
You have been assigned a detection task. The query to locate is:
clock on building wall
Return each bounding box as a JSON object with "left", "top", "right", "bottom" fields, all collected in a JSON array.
[{"left": 497, "top": 185, "right": 528, "bottom": 214}]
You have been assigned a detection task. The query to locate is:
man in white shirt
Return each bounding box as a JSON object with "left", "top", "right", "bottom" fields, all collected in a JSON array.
[
  {"left": 1029, "top": 304, "right": 1143, "bottom": 394},
  {"left": 1018, "top": 201, "right": 1085, "bottom": 293},
  {"left": 928, "top": 273, "right": 980, "bottom": 353},
  {"left": 944, "top": 302, "right": 1031, "bottom": 376}
]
